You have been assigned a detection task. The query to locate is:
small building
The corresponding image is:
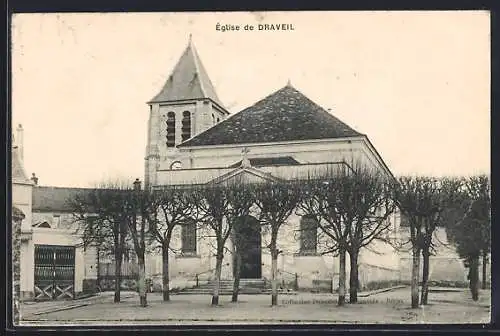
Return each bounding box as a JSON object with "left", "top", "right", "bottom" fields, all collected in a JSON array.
[{"left": 12, "top": 126, "right": 97, "bottom": 301}]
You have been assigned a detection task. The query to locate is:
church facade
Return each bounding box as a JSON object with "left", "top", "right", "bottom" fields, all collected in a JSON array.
[
  {"left": 13, "top": 38, "right": 467, "bottom": 301},
  {"left": 141, "top": 39, "right": 402, "bottom": 291}
]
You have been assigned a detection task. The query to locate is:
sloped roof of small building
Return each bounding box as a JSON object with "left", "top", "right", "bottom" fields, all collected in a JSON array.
[
  {"left": 12, "top": 147, "right": 30, "bottom": 183},
  {"left": 32, "top": 186, "right": 94, "bottom": 212},
  {"left": 149, "top": 39, "right": 225, "bottom": 108},
  {"left": 179, "top": 84, "right": 363, "bottom": 147}
]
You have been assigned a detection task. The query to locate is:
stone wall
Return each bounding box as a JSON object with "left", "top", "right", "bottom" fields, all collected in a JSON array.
[
  {"left": 398, "top": 227, "right": 470, "bottom": 283},
  {"left": 358, "top": 263, "right": 401, "bottom": 288},
  {"left": 12, "top": 182, "right": 33, "bottom": 231}
]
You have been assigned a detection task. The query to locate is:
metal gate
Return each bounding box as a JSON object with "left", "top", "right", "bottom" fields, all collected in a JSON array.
[{"left": 34, "top": 245, "right": 75, "bottom": 300}]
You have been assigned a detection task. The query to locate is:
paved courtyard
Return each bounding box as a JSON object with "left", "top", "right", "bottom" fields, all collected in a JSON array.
[{"left": 19, "top": 287, "right": 490, "bottom": 326}]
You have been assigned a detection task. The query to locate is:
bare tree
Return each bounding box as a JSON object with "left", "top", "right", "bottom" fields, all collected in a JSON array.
[
  {"left": 124, "top": 179, "right": 161, "bottom": 307},
  {"left": 192, "top": 184, "right": 233, "bottom": 306},
  {"left": 446, "top": 175, "right": 490, "bottom": 300},
  {"left": 466, "top": 175, "right": 491, "bottom": 293},
  {"left": 393, "top": 176, "right": 444, "bottom": 308},
  {"left": 254, "top": 181, "right": 302, "bottom": 306},
  {"left": 70, "top": 186, "right": 129, "bottom": 303},
  {"left": 298, "top": 176, "right": 348, "bottom": 306},
  {"left": 417, "top": 177, "right": 463, "bottom": 305},
  {"left": 339, "top": 166, "right": 396, "bottom": 303},
  {"left": 149, "top": 186, "right": 196, "bottom": 301}
]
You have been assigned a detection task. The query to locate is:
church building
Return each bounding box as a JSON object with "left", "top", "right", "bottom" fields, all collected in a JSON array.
[
  {"left": 141, "top": 38, "right": 402, "bottom": 291},
  {"left": 15, "top": 37, "right": 473, "bottom": 301}
]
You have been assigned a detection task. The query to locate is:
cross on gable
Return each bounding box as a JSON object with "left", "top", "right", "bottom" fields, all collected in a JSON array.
[{"left": 241, "top": 147, "right": 251, "bottom": 167}]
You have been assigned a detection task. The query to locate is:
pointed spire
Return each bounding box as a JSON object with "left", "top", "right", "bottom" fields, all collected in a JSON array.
[{"left": 149, "top": 37, "right": 224, "bottom": 108}]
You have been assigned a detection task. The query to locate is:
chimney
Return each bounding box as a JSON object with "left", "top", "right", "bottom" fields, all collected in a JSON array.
[
  {"left": 133, "top": 178, "right": 141, "bottom": 191},
  {"left": 16, "top": 124, "right": 24, "bottom": 161},
  {"left": 31, "top": 172, "right": 38, "bottom": 186}
]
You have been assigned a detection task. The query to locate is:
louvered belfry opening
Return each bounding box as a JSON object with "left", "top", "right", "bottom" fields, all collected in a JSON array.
[
  {"left": 166, "top": 112, "right": 176, "bottom": 147},
  {"left": 181, "top": 111, "right": 191, "bottom": 142}
]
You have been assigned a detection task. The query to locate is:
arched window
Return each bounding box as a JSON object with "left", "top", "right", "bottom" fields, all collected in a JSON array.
[
  {"left": 217, "top": 117, "right": 220, "bottom": 123},
  {"left": 181, "top": 111, "right": 191, "bottom": 141},
  {"left": 182, "top": 220, "right": 197, "bottom": 255},
  {"left": 166, "top": 112, "right": 176, "bottom": 147},
  {"left": 300, "top": 215, "right": 318, "bottom": 254}
]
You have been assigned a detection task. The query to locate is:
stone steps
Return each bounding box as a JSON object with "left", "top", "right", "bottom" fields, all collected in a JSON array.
[{"left": 178, "top": 279, "right": 269, "bottom": 295}]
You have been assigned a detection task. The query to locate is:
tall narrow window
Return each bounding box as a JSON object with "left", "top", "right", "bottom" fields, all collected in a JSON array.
[
  {"left": 182, "top": 220, "right": 197, "bottom": 255},
  {"left": 181, "top": 111, "right": 191, "bottom": 141},
  {"left": 300, "top": 215, "right": 318, "bottom": 254},
  {"left": 166, "top": 112, "right": 176, "bottom": 148}
]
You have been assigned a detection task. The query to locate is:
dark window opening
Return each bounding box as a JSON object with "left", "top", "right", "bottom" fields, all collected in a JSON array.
[
  {"left": 300, "top": 215, "right": 318, "bottom": 254},
  {"left": 181, "top": 111, "right": 191, "bottom": 141},
  {"left": 166, "top": 112, "right": 176, "bottom": 147},
  {"left": 182, "top": 221, "right": 197, "bottom": 255}
]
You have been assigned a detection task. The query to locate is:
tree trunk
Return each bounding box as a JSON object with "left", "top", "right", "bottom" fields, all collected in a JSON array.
[
  {"left": 338, "top": 248, "right": 346, "bottom": 306},
  {"left": 114, "top": 249, "right": 122, "bottom": 303},
  {"left": 411, "top": 246, "right": 420, "bottom": 308},
  {"left": 162, "top": 243, "right": 170, "bottom": 301},
  {"left": 271, "top": 248, "right": 279, "bottom": 306},
  {"left": 212, "top": 254, "right": 224, "bottom": 306},
  {"left": 482, "top": 252, "right": 488, "bottom": 290},
  {"left": 137, "top": 254, "right": 147, "bottom": 307},
  {"left": 420, "top": 249, "right": 430, "bottom": 305},
  {"left": 232, "top": 249, "right": 241, "bottom": 303},
  {"left": 348, "top": 250, "right": 359, "bottom": 304},
  {"left": 470, "top": 255, "right": 479, "bottom": 301}
]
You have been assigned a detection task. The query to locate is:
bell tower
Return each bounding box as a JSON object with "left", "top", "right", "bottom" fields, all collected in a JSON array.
[{"left": 144, "top": 36, "right": 230, "bottom": 188}]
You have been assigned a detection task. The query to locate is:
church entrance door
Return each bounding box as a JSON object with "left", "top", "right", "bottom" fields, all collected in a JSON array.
[{"left": 233, "top": 216, "right": 261, "bottom": 279}]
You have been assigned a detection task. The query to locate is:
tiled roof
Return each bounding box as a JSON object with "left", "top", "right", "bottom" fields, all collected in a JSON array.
[
  {"left": 149, "top": 39, "right": 224, "bottom": 107},
  {"left": 32, "top": 186, "right": 94, "bottom": 212},
  {"left": 179, "top": 85, "right": 363, "bottom": 147},
  {"left": 228, "top": 156, "right": 300, "bottom": 168},
  {"left": 12, "top": 147, "right": 30, "bottom": 183}
]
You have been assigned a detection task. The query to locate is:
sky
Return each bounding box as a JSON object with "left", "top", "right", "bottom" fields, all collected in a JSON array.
[{"left": 11, "top": 11, "right": 490, "bottom": 187}]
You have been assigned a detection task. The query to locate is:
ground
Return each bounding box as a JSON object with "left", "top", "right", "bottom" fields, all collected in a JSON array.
[{"left": 19, "top": 287, "right": 490, "bottom": 326}]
